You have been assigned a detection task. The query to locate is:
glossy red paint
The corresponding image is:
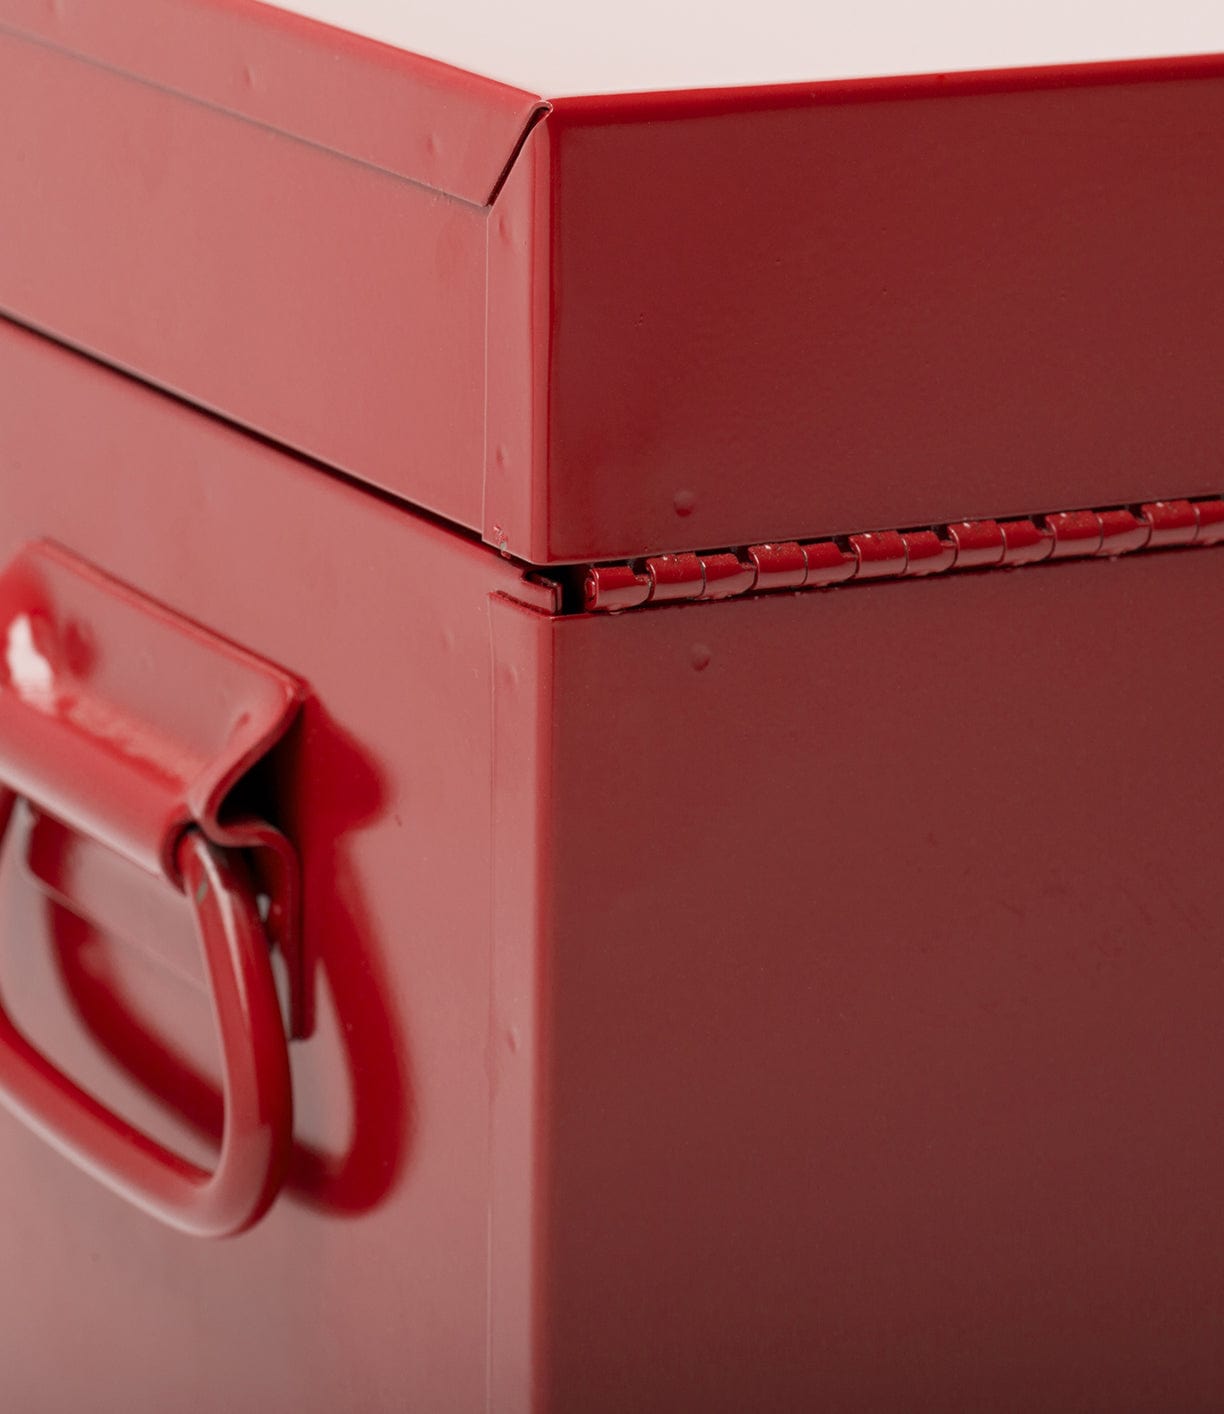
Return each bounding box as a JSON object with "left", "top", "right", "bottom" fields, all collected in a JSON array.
[
  {"left": 696, "top": 552, "right": 756, "bottom": 601},
  {"left": 0, "top": 4, "right": 1222, "bottom": 561},
  {"left": 0, "top": 319, "right": 541, "bottom": 1411},
  {"left": 2, "top": 310, "right": 1223, "bottom": 1408},
  {"left": 0, "top": 0, "right": 542, "bottom": 199},
  {"left": 745, "top": 541, "right": 807, "bottom": 592},
  {"left": 0, "top": 539, "right": 307, "bottom": 1033},
  {"left": 1000, "top": 516, "right": 1055, "bottom": 564},
  {"left": 947, "top": 518, "right": 1006, "bottom": 568},
  {"left": 0, "top": 541, "right": 300, "bottom": 871},
  {"left": 646, "top": 552, "right": 705, "bottom": 602},
  {"left": 1096, "top": 508, "right": 1150, "bottom": 555},
  {"left": 901, "top": 529, "right": 956, "bottom": 576},
  {"left": 1046, "top": 509, "right": 1104, "bottom": 557},
  {"left": 537, "top": 553, "right": 1224, "bottom": 1412},
  {"left": 0, "top": 28, "right": 496, "bottom": 536},
  {"left": 0, "top": 4, "right": 1222, "bottom": 1405},
  {"left": 582, "top": 563, "right": 651, "bottom": 612},
  {"left": 1141, "top": 497, "right": 1200, "bottom": 547},
  {"left": 801, "top": 539, "right": 858, "bottom": 587},
  {"left": 504, "top": 70, "right": 1224, "bottom": 562},
  {"left": 849, "top": 530, "right": 909, "bottom": 578},
  {"left": 0, "top": 809, "right": 291, "bottom": 1237},
  {"left": 1195, "top": 499, "right": 1224, "bottom": 543},
  {"left": 582, "top": 500, "right": 1224, "bottom": 611},
  {"left": 0, "top": 539, "right": 307, "bottom": 1234}
]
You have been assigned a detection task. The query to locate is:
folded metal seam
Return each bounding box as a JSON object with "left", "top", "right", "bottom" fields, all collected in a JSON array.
[{"left": 583, "top": 498, "right": 1224, "bottom": 612}]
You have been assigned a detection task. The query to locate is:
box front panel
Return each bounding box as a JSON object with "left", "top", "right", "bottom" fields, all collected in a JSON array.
[
  {"left": 542, "top": 550, "right": 1224, "bottom": 1410},
  {"left": 0, "top": 320, "right": 530, "bottom": 1412}
]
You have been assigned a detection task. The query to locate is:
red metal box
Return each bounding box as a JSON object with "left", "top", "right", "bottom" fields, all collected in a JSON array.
[{"left": 0, "top": 4, "right": 1223, "bottom": 1411}]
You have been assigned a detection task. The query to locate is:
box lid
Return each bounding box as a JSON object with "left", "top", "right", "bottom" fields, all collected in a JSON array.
[{"left": 1, "top": 1, "right": 1222, "bottom": 564}]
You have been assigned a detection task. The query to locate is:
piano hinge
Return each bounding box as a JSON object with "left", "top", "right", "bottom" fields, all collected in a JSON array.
[{"left": 581, "top": 498, "right": 1224, "bottom": 613}]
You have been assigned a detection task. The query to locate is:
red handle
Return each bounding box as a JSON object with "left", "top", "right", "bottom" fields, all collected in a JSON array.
[{"left": 0, "top": 788, "right": 292, "bottom": 1237}]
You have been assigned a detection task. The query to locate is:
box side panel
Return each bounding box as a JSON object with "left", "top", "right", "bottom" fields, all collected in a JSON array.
[
  {"left": 538, "top": 72, "right": 1224, "bottom": 562},
  {"left": 0, "top": 32, "right": 489, "bottom": 534},
  {"left": 0, "top": 318, "right": 530, "bottom": 1412},
  {"left": 541, "top": 554, "right": 1224, "bottom": 1410}
]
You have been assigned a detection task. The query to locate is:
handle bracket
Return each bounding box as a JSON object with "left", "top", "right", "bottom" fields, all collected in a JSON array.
[
  {"left": 0, "top": 540, "right": 307, "bottom": 1034},
  {"left": 0, "top": 541, "right": 306, "bottom": 1234}
]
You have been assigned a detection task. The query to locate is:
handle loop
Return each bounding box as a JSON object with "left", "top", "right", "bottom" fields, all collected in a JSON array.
[{"left": 0, "top": 789, "right": 292, "bottom": 1237}]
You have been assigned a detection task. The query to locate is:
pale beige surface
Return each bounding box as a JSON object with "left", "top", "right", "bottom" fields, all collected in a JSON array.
[{"left": 259, "top": 0, "right": 1224, "bottom": 96}]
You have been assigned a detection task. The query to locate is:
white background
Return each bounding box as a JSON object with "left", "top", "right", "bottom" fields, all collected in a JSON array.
[{"left": 262, "top": 0, "right": 1224, "bottom": 97}]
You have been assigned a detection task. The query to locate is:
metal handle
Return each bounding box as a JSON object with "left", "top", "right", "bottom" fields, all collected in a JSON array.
[{"left": 0, "top": 788, "right": 292, "bottom": 1237}]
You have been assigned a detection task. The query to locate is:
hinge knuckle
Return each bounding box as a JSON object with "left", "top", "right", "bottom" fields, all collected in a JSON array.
[
  {"left": 647, "top": 553, "right": 705, "bottom": 602},
  {"left": 1096, "top": 508, "right": 1150, "bottom": 555},
  {"left": 801, "top": 540, "right": 856, "bottom": 587},
  {"left": 585, "top": 563, "right": 651, "bottom": 612},
  {"left": 902, "top": 530, "right": 956, "bottom": 576},
  {"left": 582, "top": 495, "right": 1224, "bottom": 613},
  {"left": 698, "top": 552, "right": 755, "bottom": 601},
  {"left": 1045, "top": 510, "right": 1103, "bottom": 558},
  {"left": 1141, "top": 499, "right": 1199, "bottom": 546},
  {"left": 947, "top": 520, "right": 1005, "bottom": 568},
  {"left": 747, "top": 543, "right": 806, "bottom": 591},
  {"left": 1193, "top": 499, "right": 1224, "bottom": 544},
  {"left": 849, "top": 531, "right": 908, "bottom": 578}
]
